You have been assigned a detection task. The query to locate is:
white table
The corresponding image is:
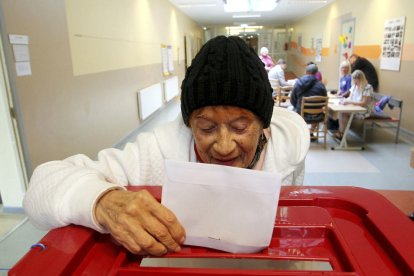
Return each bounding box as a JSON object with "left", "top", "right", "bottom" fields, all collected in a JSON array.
[{"left": 328, "top": 103, "right": 366, "bottom": 150}]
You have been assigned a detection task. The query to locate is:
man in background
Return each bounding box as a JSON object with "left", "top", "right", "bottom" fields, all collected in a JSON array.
[
  {"left": 290, "top": 63, "right": 327, "bottom": 140},
  {"left": 349, "top": 53, "right": 379, "bottom": 91},
  {"left": 268, "top": 59, "right": 289, "bottom": 86}
]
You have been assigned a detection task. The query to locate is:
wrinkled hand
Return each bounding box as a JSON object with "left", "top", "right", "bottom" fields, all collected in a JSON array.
[{"left": 95, "top": 189, "right": 185, "bottom": 256}]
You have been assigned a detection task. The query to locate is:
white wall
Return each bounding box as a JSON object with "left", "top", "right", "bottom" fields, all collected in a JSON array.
[
  {"left": 0, "top": 36, "right": 26, "bottom": 210},
  {"left": 0, "top": 71, "right": 25, "bottom": 211}
]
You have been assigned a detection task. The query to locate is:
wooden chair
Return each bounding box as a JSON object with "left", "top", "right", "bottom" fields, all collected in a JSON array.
[
  {"left": 300, "top": 96, "right": 329, "bottom": 147},
  {"left": 269, "top": 78, "right": 290, "bottom": 107}
]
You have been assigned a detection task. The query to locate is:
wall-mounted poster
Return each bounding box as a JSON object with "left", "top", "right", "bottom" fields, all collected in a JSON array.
[
  {"left": 297, "top": 33, "right": 302, "bottom": 54},
  {"left": 161, "top": 44, "right": 169, "bottom": 76},
  {"left": 315, "top": 35, "right": 322, "bottom": 62},
  {"left": 380, "top": 16, "right": 405, "bottom": 71},
  {"left": 339, "top": 18, "right": 355, "bottom": 62}
]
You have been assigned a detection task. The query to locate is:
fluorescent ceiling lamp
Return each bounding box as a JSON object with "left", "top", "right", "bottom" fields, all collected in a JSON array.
[
  {"left": 224, "top": 0, "right": 277, "bottom": 13},
  {"left": 288, "top": 0, "right": 327, "bottom": 3},
  {"left": 225, "top": 25, "right": 263, "bottom": 29},
  {"left": 250, "top": 0, "right": 278, "bottom": 11},
  {"left": 178, "top": 1, "right": 217, "bottom": 8},
  {"left": 223, "top": 0, "right": 249, "bottom": 12},
  {"left": 232, "top": 14, "right": 261, "bottom": 18},
  {"left": 233, "top": 22, "right": 257, "bottom": 25}
]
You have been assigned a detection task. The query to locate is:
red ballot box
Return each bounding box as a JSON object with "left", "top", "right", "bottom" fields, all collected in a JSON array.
[{"left": 10, "top": 186, "right": 414, "bottom": 275}]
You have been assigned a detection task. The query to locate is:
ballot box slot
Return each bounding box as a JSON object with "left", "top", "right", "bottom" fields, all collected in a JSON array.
[{"left": 139, "top": 257, "right": 333, "bottom": 271}]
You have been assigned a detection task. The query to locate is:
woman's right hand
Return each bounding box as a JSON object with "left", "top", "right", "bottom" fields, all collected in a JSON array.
[{"left": 95, "top": 189, "right": 186, "bottom": 256}]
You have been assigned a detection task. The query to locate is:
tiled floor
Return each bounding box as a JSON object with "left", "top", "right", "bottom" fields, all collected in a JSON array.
[
  {"left": 0, "top": 207, "right": 25, "bottom": 238},
  {"left": 1, "top": 99, "right": 413, "bottom": 273}
]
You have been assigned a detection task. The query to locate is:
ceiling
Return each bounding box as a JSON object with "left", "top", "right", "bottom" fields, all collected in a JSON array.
[{"left": 168, "top": 0, "right": 335, "bottom": 27}]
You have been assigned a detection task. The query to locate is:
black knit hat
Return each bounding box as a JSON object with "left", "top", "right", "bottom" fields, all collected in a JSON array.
[{"left": 181, "top": 36, "right": 274, "bottom": 128}]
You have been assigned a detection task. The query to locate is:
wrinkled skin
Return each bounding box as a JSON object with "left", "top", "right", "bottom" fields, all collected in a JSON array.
[
  {"left": 95, "top": 106, "right": 263, "bottom": 256},
  {"left": 189, "top": 106, "right": 263, "bottom": 168},
  {"left": 95, "top": 189, "right": 185, "bottom": 256}
]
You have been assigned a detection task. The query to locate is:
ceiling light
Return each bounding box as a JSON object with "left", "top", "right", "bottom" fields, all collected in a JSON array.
[
  {"left": 250, "top": 0, "right": 278, "bottom": 11},
  {"left": 225, "top": 25, "right": 263, "bottom": 29},
  {"left": 232, "top": 14, "right": 262, "bottom": 18},
  {"left": 233, "top": 22, "right": 257, "bottom": 25},
  {"left": 178, "top": 1, "right": 217, "bottom": 8},
  {"left": 223, "top": 0, "right": 277, "bottom": 13},
  {"left": 288, "top": 0, "right": 327, "bottom": 3},
  {"left": 223, "top": 0, "right": 249, "bottom": 12}
]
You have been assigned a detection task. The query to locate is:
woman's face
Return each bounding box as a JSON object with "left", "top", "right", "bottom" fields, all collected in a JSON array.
[
  {"left": 353, "top": 77, "right": 361, "bottom": 86},
  {"left": 189, "top": 106, "right": 263, "bottom": 168},
  {"left": 340, "top": 66, "right": 349, "bottom": 75}
]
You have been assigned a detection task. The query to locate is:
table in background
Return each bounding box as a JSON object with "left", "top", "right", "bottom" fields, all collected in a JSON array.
[{"left": 328, "top": 102, "right": 366, "bottom": 150}]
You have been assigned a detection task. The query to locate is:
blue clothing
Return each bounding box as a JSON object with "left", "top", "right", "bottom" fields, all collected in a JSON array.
[
  {"left": 290, "top": 74, "right": 327, "bottom": 114},
  {"left": 339, "top": 75, "right": 352, "bottom": 96},
  {"left": 375, "top": 95, "right": 392, "bottom": 113}
]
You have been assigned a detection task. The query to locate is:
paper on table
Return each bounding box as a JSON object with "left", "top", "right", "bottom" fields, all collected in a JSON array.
[{"left": 161, "top": 159, "right": 281, "bottom": 254}]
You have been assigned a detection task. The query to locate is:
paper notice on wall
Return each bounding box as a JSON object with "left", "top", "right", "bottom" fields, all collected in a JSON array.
[
  {"left": 161, "top": 44, "right": 169, "bottom": 76},
  {"left": 315, "top": 35, "right": 322, "bottom": 62},
  {"left": 15, "top": 61, "right": 32, "bottom": 76},
  {"left": 9, "top": 34, "right": 29, "bottom": 45},
  {"left": 12, "top": 44, "right": 30, "bottom": 62},
  {"left": 380, "top": 16, "right": 405, "bottom": 71},
  {"left": 167, "top": 45, "right": 174, "bottom": 72}
]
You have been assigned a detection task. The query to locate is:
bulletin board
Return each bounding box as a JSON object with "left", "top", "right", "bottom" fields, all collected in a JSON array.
[{"left": 339, "top": 18, "right": 355, "bottom": 62}]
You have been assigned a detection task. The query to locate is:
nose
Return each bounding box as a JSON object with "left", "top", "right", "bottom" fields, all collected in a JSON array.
[{"left": 213, "top": 127, "right": 236, "bottom": 156}]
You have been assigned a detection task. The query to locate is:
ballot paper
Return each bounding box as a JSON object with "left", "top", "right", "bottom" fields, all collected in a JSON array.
[{"left": 161, "top": 159, "right": 281, "bottom": 254}]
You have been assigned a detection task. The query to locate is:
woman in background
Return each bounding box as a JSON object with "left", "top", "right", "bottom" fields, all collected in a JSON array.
[
  {"left": 336, "top": 70, "right": 374, "bottom": 140},
  {"left": 259, "top": 47, "right": 274, "bottom": 72},
  {"left": 338, "top": 60, "right": 352, "bottom": 97}
]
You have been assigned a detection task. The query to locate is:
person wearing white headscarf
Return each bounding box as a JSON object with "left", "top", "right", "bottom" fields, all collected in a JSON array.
[{"left": 259, "top": 47, "right": 274, "bottom": 72}]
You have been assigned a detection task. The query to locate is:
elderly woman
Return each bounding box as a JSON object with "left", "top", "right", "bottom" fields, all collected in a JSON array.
[
  {"left": 24, "top": 36, "right": 309, "bottom": 256},
  {"left": 259, "top": 46, "right": 274, "bottom": 72},
  {"left": 336, "top": 69, "right": 374, "bottom": 140}
]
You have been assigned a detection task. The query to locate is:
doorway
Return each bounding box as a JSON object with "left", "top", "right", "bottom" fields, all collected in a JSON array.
[{"left": 239, "top": 33, "right": 258, "bottom": 53}]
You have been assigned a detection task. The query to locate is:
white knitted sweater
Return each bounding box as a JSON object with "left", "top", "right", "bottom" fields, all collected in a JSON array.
[{"left": 24, "top": 107, "right": 310, "bottom": 233}]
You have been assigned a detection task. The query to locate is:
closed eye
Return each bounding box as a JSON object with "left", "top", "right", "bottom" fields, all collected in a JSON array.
[{"left": 201, "top": 126, "right": 216, "bottom": 133}]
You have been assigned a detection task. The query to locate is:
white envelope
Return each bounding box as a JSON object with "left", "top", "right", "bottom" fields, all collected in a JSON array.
[{"left": 161, "top": 159, "right": 281, "bottom": 254}]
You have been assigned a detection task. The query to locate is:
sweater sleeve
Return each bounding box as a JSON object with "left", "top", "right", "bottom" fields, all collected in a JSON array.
[
  {"left": 23, "top": 132, "right": 163, "bottom": 232},
  {"left": 263, "top": 107, "right": 310, "bottom": 184}
]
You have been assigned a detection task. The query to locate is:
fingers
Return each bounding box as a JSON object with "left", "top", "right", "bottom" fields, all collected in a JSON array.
[
  {"left": 133, "top": 227, "right": 168, "bottom": 256},
  {"left": 151, "top": 205, "right": 186, "bottom": 246},
  {"left": 138, "top": 190, "right": 186, "bottom": 248},
  {"left": 141, "top": 210, "right": 184, "bottom": 253},
  {"left": 110, "top": 223, "right": 167, "bottom": 256},
  {"left": 95, "top": 189, "right": 185, "bottom": 256}
]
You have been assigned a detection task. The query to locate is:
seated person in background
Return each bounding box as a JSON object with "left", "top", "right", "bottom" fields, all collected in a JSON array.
[
  {"left": 327, "top": 60, "right": 352, "bottom": 132},
  {"left": 290, "top": 63, "right": 327, "bottom": 139},
  {"left": 23, "top": 35, "right": 310, "bottom": 257},
  {"left": 336, "top": 69, "right": 375, "bottom": 140},
  {"left": 268, "top": 58, "right": 289, "bottom": 87},
  {"left": 338, "top": 60, "right": 352, "bottom": 97},
  {"left": 307, "top": 61, "right": 322, "bottom": 82},
  {"left": 349, "top": 53, "right": 379, "bottom": 91},
  {"left": 259, "top": 46, "right": 274, "bottom": 72}
]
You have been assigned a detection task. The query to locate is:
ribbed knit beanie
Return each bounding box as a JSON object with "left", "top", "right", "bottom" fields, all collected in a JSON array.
[{"left": 181, "top": 36, "right": 274, "bottom": 128}]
